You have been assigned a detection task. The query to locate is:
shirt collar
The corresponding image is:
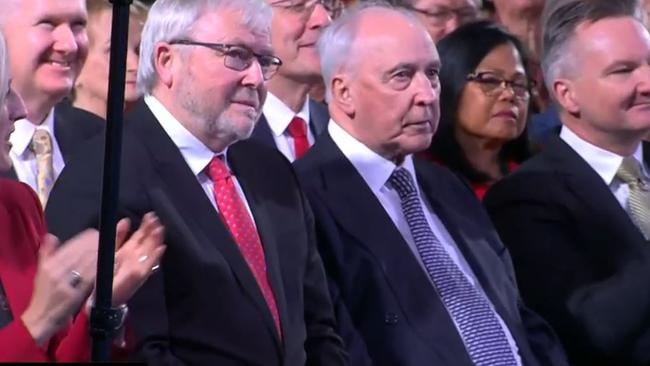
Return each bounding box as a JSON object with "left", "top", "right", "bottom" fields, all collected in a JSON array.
[
  {"left": 262, "top": 92, "right": 311, "bottom": 137},
  {"left": 328, "top": 120, "right": 418, "bottom": 194},
  {"left": 560, "top": 125, "right": 647, "bottom": 184},
  {"left": 144, "top": 95, "right": 228, "bottom": 176},
  {"left": 9, "top": 109, "right": 55, "bottom": 157}
]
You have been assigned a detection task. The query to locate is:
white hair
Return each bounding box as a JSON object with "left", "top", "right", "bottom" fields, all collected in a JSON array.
[
  {"left": 317, "top": 1, "right": 420, "bottom": 102},
  {"left": 0, "top": 30, "right": 8, "bottom": 106},
  {"left": 137, "top": 0, "right": 272, "bottom": 94}
]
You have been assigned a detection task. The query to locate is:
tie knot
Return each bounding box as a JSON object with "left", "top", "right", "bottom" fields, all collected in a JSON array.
[
  {"left": 286, "top": 117, "right": 307, "bottom": 138},
  {"left": 31, "top": 129, "right": 52, "bottom": 155},
  {"left": 388, "top": 167, "right": 417, "bottom": 199},
  {"left": 206, "top": 155, "right": 231, "bottom": 182},
  {"left": 617, "top": 157, "right": 645, "bottom": 186}
]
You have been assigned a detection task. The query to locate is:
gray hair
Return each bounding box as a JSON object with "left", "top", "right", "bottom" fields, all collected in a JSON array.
[
  {"left": 317, "top": 1, "right": 422, "bottom": 102},
  {"left": 137, "top": 0, "right": 272, "bottom": 94},
  {"left": 541, "top": 0, "right": 646, "bottom": 90},
  {"left": 0, "top": 30, "right": 7, "bottom": 104}
]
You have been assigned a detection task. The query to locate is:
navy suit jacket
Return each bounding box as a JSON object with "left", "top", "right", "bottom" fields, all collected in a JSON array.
[
  {"left": 293, "top": 131, "right": 569, "bottom": 366},
  {"left": 485, "top": 137, "right": 650, "bottom": 366},
  {"left": 250, "top": 99, "right": 329, "bottom": 150}
]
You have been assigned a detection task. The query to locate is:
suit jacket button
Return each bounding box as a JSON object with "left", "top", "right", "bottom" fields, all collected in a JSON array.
[{"left": 384, "top": 312, "right": 399, "bottom": 325}]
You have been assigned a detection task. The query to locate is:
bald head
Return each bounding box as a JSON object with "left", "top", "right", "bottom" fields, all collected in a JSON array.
[{"left": 318, "top": 2, "right": 432, "bottom": 100}]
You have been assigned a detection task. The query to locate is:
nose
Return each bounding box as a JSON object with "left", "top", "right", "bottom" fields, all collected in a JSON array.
[
  {"left": 413, "top": 72, "right": 438, "bottom": 106},
  {"left": 309, "top": 2, "right": 332, "bottom": 28},
  {"left": 241, "top": 59, "right": 265, "bottom": 89},
  {"left": 7, "top": 90, "right": 27, "bottom": 123},
  {"left": 444, "top": 15, "right": 461, "bottom": 36},
  {"left": 497, "top": 82, "right": 517, "bottom": 102},
  {"left": 53, "top": 24, "right": 80, "bottom": 54},
  {"left": 637, "top": 65, "right": 650, "bottom": 95},
  {"left": 126, "top": 48, "right": 139, "bottom": 73}
]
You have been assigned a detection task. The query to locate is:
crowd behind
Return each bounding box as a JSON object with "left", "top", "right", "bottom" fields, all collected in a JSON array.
[{"left": 0, "top": 0, "right": 649, "bottom": 365}]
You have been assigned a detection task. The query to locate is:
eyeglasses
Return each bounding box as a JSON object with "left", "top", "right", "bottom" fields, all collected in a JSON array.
[
  {"left": 407, "top": 5, "right": 478, "bottom": 26},
  {"left": 270, "top": 0, "right": 331, "bottom": 17},
  {"left": 466, "top": 71, "right": 535, "bottom": 99},
  {"left": 169, "top": 39, "right": 282, "bottom": 80}
]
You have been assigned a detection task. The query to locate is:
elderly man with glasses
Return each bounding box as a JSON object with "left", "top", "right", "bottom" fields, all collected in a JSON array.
[
  {"left": 44, "top": 0, "right": 348, "bottom": 364},
  {"left": 393, "top": 0, "right": 481, "bottom": 42}
]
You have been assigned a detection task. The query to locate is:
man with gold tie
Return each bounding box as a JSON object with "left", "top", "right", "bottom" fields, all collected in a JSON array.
[
  {"left": 484, "top": 0, "right": 650, "bottom": 364},
  {"left": 0, "top": 0, "right": 103, "bottom": 208}
]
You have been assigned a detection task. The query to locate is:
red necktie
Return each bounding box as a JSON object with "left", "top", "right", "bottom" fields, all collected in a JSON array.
[
  {"left": 286, "top": 117, "right": 309, "bottom": 160},
  {"left": 206, "top": 156, "right": 281, "bottom": 336}
]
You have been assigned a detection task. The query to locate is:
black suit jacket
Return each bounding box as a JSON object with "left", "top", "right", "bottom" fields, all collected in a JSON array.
[
  {"left": 250, "top": 99, "right": 329, "bottom": 150},
  {"left": 45, "top": 101, "right": 347, "bottom": 365},
  {"left": 0, "top": 100, "right": 104, "bottom": 180},
  {"left": 484, "top": 137, "right": 650, "bottom": 366},
  {"left": 293, "top": 132, "right": 568, "bottom": 366}
]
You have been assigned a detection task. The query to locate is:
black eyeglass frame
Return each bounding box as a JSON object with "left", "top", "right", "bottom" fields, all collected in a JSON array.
[
  {"left": 466, "top": 71, "right": 536, "bottom": 99},
  {"left": 169, "top": 39, "right": 283, "bottom": 80}
]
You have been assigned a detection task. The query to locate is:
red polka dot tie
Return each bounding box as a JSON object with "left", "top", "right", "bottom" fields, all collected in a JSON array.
[
  {"left": 286, "top": 116, "right": 309, "bottom": 160},
  {"left": 207, "top": 156, "right": 281, "bottom": 337}
]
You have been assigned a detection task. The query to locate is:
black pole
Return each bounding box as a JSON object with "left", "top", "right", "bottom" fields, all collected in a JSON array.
[{"left": 90, "top": 0, "right": 132, "bottom": 361}]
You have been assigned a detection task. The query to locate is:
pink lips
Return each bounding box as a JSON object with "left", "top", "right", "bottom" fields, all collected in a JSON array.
[{"left": 493, "top": 110, "right": 517, "bottom": 119}]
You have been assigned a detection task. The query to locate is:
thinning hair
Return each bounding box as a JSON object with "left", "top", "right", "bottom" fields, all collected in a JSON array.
[
  {"left": 541, "top": 0, "right": 646, "bottom": 90},
  {"left": 137, "top": 0, "right": 271, "bottom": 94},
  {"left": 317, "top": 0, "right": 422, "bottom": 102}
]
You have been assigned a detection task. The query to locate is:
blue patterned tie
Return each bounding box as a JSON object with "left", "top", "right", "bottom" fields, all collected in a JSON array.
[{"left": 388, "top": 167, "right": 518, "bottom": 366}]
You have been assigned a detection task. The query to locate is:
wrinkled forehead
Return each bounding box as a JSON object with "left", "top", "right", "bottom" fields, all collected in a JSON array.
[
  {"left": 190, "top": 8, "right": 272, "bottom": 53},
  {"left": 6, "top": 0, "right": 87, "bottom": 20},
  {"left": 353, "top": 10, "right": 439, "bottom": 66},
  {"left": 572, "top": 17, "right": 650, "bottom": 68}
]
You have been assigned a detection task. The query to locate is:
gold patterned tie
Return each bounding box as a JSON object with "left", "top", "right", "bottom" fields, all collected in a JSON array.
[
  {"left": 616, "top": 157, "right": 650, "bottom": 240},
  {"left": 30, "top": 129, "right": 54, "bottom": 208}
]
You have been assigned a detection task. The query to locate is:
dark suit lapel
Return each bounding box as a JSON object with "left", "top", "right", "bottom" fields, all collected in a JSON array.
[
  {"left": 547, "top": 137, "right": 648, "bottom": 245},
  {"left": 53, "top": 101, "right": 104, "bottom": 162},
  {"left": 250, "top": 114, "right": 277, "bottom": 149},
  {"left": 308, "top": 99, "right": 329, "bottom": 137},
  {"left": 131, "top": 102, "right": 283, "bottom": 350},
  {"left": 415, "top": 163, "right": 525, "bottom": 337},
  {"left": 313, "top": 133, "right": 470, "bottom": 363}
]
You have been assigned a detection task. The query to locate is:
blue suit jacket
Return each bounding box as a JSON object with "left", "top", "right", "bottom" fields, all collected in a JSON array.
[{"left": 294, "top": 131, "right": 569, "bottom": 366}]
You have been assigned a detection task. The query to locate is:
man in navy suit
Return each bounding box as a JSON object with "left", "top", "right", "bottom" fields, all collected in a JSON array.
[
  {"left": 294, "top": 3, "right": 568, "bottom": 366},
  {"left": 485, "top": 0, "right": 650, "bottom": 365},
  {"left": 249, "top": 0, "right": 331, "bottom": 161}
]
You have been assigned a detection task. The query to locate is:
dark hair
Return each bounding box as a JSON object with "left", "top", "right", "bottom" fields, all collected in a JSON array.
[{"left": 429, "top": 20, "right": 532, "bottom": 184}]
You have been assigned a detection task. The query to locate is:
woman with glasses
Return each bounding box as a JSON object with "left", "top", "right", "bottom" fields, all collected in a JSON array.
[{"left": 424, "top": 20, "right": 533, "bottom": 200}]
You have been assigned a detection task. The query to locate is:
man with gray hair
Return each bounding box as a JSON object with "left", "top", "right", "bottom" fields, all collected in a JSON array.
[
  {"left": 392, "top": 0, "right": 480, "bottom": 42},
  {"left": 294, "top": 3, "right": 568, "bottom": 366},
  {"left": 485, "top": 0, "right": 650, "bottom": 365},
  {"left": 45, "top": 0, "right": 347, "bottom": 364},
  {"left": 0, "top": 0, "right": 103, "bottom": 207}
]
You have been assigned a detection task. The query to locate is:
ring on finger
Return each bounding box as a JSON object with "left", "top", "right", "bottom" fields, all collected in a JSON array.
[
  {"left": 68, "top": 270, "right": 82, "bottom": 288},
  {"left": 138, "top": 255, "right": 148, "bottom": 263}
]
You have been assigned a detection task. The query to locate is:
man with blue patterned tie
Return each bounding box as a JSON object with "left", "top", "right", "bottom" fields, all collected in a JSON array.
[{"left": 293, "top": 3, "right": 569, "bottom": 366}]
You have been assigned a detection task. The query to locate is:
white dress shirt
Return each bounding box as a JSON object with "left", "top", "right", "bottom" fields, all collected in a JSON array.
[
  {"left": 9, "top": 110, "right": 65, "bottom": 193},
  {"left": 145, "top": 95, "right": 256, "bottom": 222},
  {"left": 560, "top": 126, "right": 649, "bottom": 211},
  {"left": 262, "top": 92, "right": 315, "bottom": 162},
  {"left": 328, "top": 121, "right": 522, "bottom": 364}
]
